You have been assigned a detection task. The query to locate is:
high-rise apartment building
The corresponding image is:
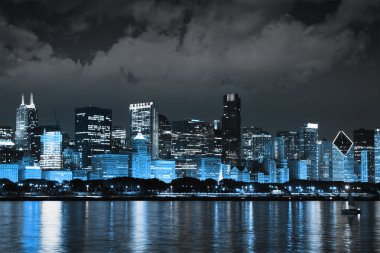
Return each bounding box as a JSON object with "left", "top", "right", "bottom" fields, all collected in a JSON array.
[
  {"left": 75, "top": 106, "right": 112, "bottom": 168},
  {"left": 129, "top": 102, "right": 159, "bottom": 159},
  {"left": 221, "top": 93, "right": 241, "bottom": 166}
]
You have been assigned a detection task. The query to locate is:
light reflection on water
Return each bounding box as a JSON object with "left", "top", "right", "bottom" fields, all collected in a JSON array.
[{"left": 0, "top": 201, "right": 379, "bottom": 253}]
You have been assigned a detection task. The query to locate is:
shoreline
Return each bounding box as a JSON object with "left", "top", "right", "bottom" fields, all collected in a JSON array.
[{"left": 0, "top": 195, "right": 378, "bottom": 201}]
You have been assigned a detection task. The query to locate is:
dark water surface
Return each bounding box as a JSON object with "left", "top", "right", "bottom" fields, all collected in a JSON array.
[{"left": 0, "top": 201, "right": 379, "bottom": 252}]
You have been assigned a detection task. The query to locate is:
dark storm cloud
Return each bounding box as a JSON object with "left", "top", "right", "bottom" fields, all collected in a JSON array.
[{"left": 0, "top": 0, "right": 379, "bottom": 138}]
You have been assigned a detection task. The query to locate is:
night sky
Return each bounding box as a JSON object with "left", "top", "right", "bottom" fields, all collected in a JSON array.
[{"left": 0, "top": 0, "right": 379, "bottom": 140}]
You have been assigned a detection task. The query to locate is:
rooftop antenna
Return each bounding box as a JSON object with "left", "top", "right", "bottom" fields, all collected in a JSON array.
[{"left": 30, "top": 92, "right": 34, "bottom": 106}]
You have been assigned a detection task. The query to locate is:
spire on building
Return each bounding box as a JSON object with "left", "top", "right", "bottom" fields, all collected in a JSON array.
[
  {"left": 21, "top": 93, "right": 25, "bottom": 105},
  {"left": 30, "top": 92, "right": 34, "bottom": 106}
]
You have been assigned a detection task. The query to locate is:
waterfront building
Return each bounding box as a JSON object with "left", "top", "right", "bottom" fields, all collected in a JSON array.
[
  {"left": 299, "top": 123, "right": 319, "bottom": 180},
  {"left": 131, "top": 132, "right": 151, "bottom": 179},
  {"left": 129, "top": 102, "right": 159, "bottom": 159},
  {"left": 196, "top": 156, "right": 222, "bottom": 181},
  {"left": 72, "top": 170, "right": 88, "bottom": 181},
  {"left": 353, "top": 128, "right": 375, "bottom": 182},
  {"left": 19, "top": 166, "right": 42, "bottom": 181},
  {"left": 15, "top": 93, "right": 38, "bottom": 151},
  {"left": 331, "top": 131, "right": 356, "bottom": 182},
  {"left": 150, "top": 159, "right": 176, "bottom": 183},
  {"left": 374, "top": 128, "right": 380, "bottom": 183},
  {"left": 221, "top": 93, "right": 241, "bottom": 166},
  {"left": 0, "top": 164, "right": 19, "bottom": 182},
  {"left": 92, "top": 153, "right": 129, "bottom": 179},
  {"left": 75, "top": 106, "right": 112, "bottom": 168},
  {"left": 43, "top": 170, "right": 73, "bottom": 183}
]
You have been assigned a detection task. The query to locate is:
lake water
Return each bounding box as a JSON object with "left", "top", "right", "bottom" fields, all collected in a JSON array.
[{"left": 0, "top": 201, "right": 379, "bottom": 252}]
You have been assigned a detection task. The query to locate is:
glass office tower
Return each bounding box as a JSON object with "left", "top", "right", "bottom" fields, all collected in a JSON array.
[{"left": 75, "top": 106, "right": 112, "bottom": 168}]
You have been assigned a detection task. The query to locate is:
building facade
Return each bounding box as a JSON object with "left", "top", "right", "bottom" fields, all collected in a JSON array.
[
  {"left": 15, "top": 93, "right": 38, "bottom": 151},
  {"left": 75, "top": 106, "right": 112, "bottom": 168},
  {"left": 299, "top": 123, "right": 319, "bottom": 180},
  {"left": 129, "top": 102, "right": 159, "bottom": 159},
  {"left": 331, "top": 131, "right": 356, "bottom": 182},
  {"left": 221, "top": 93, "right": 241, "bottom": 166}
]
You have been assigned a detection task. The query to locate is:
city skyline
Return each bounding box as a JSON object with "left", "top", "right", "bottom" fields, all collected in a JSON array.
[{"left": 0, "top": 0, "right": 380, "bottom": 140}]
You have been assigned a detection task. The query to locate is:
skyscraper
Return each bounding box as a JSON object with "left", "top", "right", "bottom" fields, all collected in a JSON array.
[
  {"left": 171, "top": 119, "right": 214, "bottom": 159},
  {"left": 331, "top": 131, "right": 356, "bottom": 182},
  {"left": 375, "top": 128, "right": 380, "bottom": 183},
  {"left": 318, "top": 140, "right": 332, "bottom": 181},
  {"left": 111, "top": 126, "right": 127, "bottom": 152},
  {"left": 353, "top": 128, "right": 375, "bottom": 182},
  {"left": 158, "top": 114, "right": 172, "bottom": 159},
  {"left": 15, "top": 93, "right": 38, "bottom": 151},
  {"left": 299, "top": 123, "right": 319, "bottom": 180},
  {"left": 276, "top": 131, "right": 299, "bottom": 160},
  {"left": 75, "top": 106, "right": 112, "bottom": 168},
  {"left": 0, "top": 126, "right": 14, "bottom": 150},
  {"left": 129, "top": 102, "right": 159, "bottom": 159},
  {"left": 40, "top": 126, "right": 62, "bottom": 170},
  {"left": 221, "top": 93, "right": 241, "bottom": 166}
]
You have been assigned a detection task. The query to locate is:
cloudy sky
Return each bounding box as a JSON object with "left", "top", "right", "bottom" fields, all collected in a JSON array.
[{"left": 0, "top": 0, "right": 379, "bottom": 139}]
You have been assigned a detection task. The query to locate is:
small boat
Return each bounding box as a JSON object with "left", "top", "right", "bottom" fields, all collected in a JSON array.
[{"left": 341, "top": 192, "right": 361, "bottom": 215}]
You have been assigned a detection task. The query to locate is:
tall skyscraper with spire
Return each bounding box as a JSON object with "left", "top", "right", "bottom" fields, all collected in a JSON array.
[{"left": 15, "top": 93, "right": 38, "bottom": 151}]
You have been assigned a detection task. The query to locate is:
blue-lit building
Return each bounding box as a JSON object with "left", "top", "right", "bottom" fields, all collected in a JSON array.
[
  {"left": 288, "top": 159, "right": 307, "bottom": 180},
  {"left": 62, "top": 147, "right": 82, "bottom": 169},
  {"left": 196, "top": 156, "right": 222, "bottom": 181},
  {"left": 353, "top": 129, "right": 374, "bottom": 182},
  {"left": 129, "top": 102, "right": 159, "bottom": 159},
  {"left": 0, "top": 164, "right": 19, "bottom": 182},
  {"left": 150, "top": 159, "right": 176, "bottom": 183},
  {"left": 131, "top": 132, "right": 151, "bottom": 179},
  {"left": 331, "top": 131, "right": 356, "bottom": 182},
  {"left": 40, "top": 127, "right": 62, "bottom": 170},
  {"left": 19, "top": 166, "right": 42, "bottom": 181},
  {"left": 361, "top": 150, "right": 368, "bottom": 183},
  {"left": 276, "top": 131, "right": 299, "bottom": 160},
  {"left": 92, "top": 153, "right": 129, "bottom": 179},
  {"left": 318, "top": 140, "right": 332, "bottom": 181},
  {"left": 299, "top": 123, "right": 319, "bottom": 180},
  {"left": 375, "top": 128, "right": 380, "bottom": 183},
  {"left": 43, "top": 170, "right": 73, "bottom": 183},
  {"left": 263, "top": 159, "right": 277, "bottom": 183},
  {"left": 72, "top": 170, "right": 88, "bottom": 181}
]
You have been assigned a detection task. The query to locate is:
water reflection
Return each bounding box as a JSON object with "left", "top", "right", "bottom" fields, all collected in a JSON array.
[
  {"left": 0, "top": 201, "right": 378, "bottom": 252},
  {"left": 40, "top": 202, "right": 62, "bottom": 252}
]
